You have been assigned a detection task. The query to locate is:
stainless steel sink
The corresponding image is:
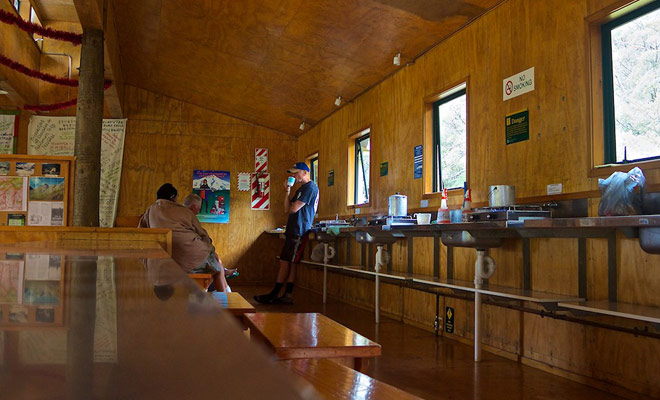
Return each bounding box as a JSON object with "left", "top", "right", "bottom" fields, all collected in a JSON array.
[
  {"left": 354, "top": 231, "right": 400, "bottom": 244},
  {"left": 441, "top": 231, "right": 503, "bottom": 249}
]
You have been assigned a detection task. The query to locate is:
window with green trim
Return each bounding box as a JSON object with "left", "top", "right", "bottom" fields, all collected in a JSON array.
[
  {"left": 602, "top": 0, "right": 660, "bottom": 164},
  {"left": 355, "top": 132, "right": 370, "bottom": 204},
  {"left": 432, "top": 83, "right": 467, "bottom": 192},
  {"left": 309, "top": 155, "right": 319, "bottom": 186}
]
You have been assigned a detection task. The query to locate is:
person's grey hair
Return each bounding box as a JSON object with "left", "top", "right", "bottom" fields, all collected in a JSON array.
[{"left": 183, "top": 193, "right": 202, "bottom": 207}]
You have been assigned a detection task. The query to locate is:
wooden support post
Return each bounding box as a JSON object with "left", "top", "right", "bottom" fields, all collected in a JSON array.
[{"left": 73, "top": 28, "right": 104, "bottom": 227}]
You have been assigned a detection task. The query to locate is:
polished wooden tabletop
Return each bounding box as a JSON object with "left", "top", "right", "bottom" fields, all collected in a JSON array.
[
  {"left": 243, "top": 312, "right": 381, "bottom": 360},
  {"left": 0, "top": 249, "right": 312, "bottom": 400},
  {"left": 212, "top": 291, "right": 256, "bottom": 315},
  {"left": 283, "top": 358, "right": 422, "bottom": 400}
]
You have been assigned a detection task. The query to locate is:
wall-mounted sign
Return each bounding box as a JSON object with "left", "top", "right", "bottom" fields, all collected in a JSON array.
[
  {"left": 327, "top": 170, "right": 334, "bottom": 187},
  {"left": 503, "top": 67, "right": 535, "bottom": 101},
  {"left": 380, "top": 162, "right": 388, "bottom": 177},
  {"left": 414, "top": 145, "right": 423, "bottom": 179},
  {"left": 445, "top": 306, "right": 454, "bottom": 333},
  {"left": 193, "top": 170, "right": 230, "bottom": 223},
  {"left": 237, "top": 172, "right": 251, "bottom": 191},
  {"left": 505, "top": 109, "right": 529, "bottom": 145},
  {"left": 255, "top": 148, "right": 268, "bottom": 172}
]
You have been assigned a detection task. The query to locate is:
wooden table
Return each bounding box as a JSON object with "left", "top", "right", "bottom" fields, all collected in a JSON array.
[
  {"left": 283, "top": 358, "right": 421, "bottom": 400},
  {"left": 243, "top": 312, "right": 381, "bottom": 371},
  {"left": 211, "top": 292, "right": 256, "bottom": 316}
]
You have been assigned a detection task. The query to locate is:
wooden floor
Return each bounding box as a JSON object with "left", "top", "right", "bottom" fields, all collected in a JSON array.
[{"left": 235, "top": 285, "right": 633, "bottom": 400}]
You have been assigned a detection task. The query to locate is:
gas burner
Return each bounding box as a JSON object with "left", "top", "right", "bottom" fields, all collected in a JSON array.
[
  {"left": 467, "top": 204, "right": 551, "bottom": 223},
  {"left": 369, "top": 215, "right": 416, "bottom": 228}
]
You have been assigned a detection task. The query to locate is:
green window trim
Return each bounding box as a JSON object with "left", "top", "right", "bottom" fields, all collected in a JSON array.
[
  {"left": 432, "top": 87, "right": 467, "bottom": 192},
  {"left": 354, "top": 133, "right": 370, "bottom": 204},
  {"left": 601, "top": 0, "right": 660, "bottom": 164}
]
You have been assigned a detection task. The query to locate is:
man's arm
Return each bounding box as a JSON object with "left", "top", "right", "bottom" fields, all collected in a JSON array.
[{"left": 289, "top": 200, "right": 306, "bottom": 214}]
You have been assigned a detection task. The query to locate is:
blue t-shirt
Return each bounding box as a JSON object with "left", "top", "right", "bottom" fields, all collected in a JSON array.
[{"left": 285, "top": 181, "right": 319, "bottom": 236}]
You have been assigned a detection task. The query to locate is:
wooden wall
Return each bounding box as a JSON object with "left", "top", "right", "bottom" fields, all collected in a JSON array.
[
  {"left": 296, "top": 0, "right": 660, "bottom": 397},
  {"left": 117, "top": 85, "right": 297, "bottom": 283}
]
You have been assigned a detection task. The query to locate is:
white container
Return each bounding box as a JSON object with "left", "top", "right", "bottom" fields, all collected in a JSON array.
[
  {"left": 414, "top": 213, "right": 431, "bottom": 225},
  {"left": 388, "top": 193, "right": 407, "bottom": 216}
]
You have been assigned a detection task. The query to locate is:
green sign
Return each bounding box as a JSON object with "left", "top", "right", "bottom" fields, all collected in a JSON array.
[
  {"left": 445, "top": 306, "right": 454, "bottom": 333},
  {"left": 380, "top": 161, "right": 388, "bottom": 177},
  {"left": 505, "top": 109, "right": 529, "bottom": 145},
  {"left": 327, "top": 169, "right": 334, "bottom": 187}
]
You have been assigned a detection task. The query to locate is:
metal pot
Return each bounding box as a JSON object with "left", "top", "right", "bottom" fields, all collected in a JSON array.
[
  {"left": 488, "top": 185, "right": 515, "bottom": 207},
  {"left": 388, "top": 193, "right": 408, "bottom": 216}
]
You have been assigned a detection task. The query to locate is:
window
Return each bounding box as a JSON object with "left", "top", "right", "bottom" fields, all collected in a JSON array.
[
  {"left": 12, "top": 0, "right": 20, "bottom": 12},
  {"left": 347, "top": 127, "right": 370, "bottom": 206},
  {"left": 432, "top": 83, "right": 467, "bottom": 191},
  {"left": 601, "top": 1, "right": 660, "bottom": 164},
  {"left": 308, "top": 154, "right": 319, "bottom": 186},
  {"left": 355, "top": 133, "right": 370, "bottom": 204}
]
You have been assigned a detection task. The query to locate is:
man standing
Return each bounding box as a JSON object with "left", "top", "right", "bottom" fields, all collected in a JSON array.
[{"left": 255, "top": 162, "right": 319, "bottom": 304}]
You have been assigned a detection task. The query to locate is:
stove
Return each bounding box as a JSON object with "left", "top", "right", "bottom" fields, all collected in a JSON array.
[
  {"left": 467, "top": 205, "right": 551, "bottom": 224},
  {"left": 369, "top": 215, "right": 416, "bottom": 228}
]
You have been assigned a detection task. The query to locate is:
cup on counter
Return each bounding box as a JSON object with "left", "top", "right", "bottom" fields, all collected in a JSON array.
[
  {"left": 450, "top": 209, "right": 463, "bottom": 223},
  {"left": 414, "top": 213, "right": 432, "bottom": 225},
  {"left": 286, "top": 176, "right": 296, "bottom": 187}
]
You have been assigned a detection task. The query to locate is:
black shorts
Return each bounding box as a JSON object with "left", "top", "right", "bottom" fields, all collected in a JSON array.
[{"left": 280, "top": 234, "right": 308, "bottom": 263}]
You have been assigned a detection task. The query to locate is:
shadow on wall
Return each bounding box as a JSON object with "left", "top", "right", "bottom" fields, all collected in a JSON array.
[{"left": 234, "top": 233, "right": 285, "bottom": 284}]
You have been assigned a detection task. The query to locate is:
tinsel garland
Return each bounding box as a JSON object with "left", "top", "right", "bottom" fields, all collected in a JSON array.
[
  {"left": 0, "top": 9, "right": 82, "bottom": 45},
  {"left": 23, "top": 80, "right": 113, "bottom": 112},
  {"left": 0, "top": 54, "right": 112, "bottom": 87}
]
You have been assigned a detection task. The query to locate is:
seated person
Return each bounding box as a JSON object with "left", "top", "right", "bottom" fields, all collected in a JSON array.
[
  {"left": 183, "top": 193, "right": 238, "bottom": 280},
  {"left": 138, "top": 183, "right": 230, "bottom": 292}
]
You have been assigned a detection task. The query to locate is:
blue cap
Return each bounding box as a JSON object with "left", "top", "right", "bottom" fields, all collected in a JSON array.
[{"left": 287, "top": 162, "right": 310, "bottom": 173}]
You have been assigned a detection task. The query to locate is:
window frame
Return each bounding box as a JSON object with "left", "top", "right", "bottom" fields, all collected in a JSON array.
[
  {"left": 601, "top": 0, "right": 660, "bottom": 164},
  {"left": 354, "top": 133, "right": 370, "bottom": 205},
  {"left": 431, "top": 86, "right": 467, "bottom": 193},
  {"left": 307, "top": 153, "right": 319, "bottom": 186}
]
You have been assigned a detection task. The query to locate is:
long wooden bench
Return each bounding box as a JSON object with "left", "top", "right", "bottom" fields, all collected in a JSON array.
[
  {"left": 283, "top": 358, "right": 421, "bottom": 400},
  {"left": 244, "top": 312, "right": 381, "bottom": 372}
]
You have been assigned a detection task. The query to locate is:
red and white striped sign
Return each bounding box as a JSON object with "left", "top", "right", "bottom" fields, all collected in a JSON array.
[
  {"left": 255, "top": 148, "right": 268, "bottom": 172},
  {"left": 251, "top": 173, "right": 270, "bottom": 210}
]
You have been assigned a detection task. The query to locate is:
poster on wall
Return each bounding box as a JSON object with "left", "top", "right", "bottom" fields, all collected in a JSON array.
[
  {"left": 27, "top": 116, "right": 127, "bottom": 227},
  {"left": 0, "top": 176, "right": 27, "bottom": 212},
  {"left": 237, "top": 172, "right": 251, "bottom": 191},
  {"left": 192, "top": 170, "right": 230, "bottom": 223},
  {"left": 0, "top": 110, "right": 19, "bottom": 154}
]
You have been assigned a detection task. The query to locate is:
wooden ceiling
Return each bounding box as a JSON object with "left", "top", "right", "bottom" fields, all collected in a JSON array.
[{"left": 43, "top": 0, "right": 503, "bottom": 135}]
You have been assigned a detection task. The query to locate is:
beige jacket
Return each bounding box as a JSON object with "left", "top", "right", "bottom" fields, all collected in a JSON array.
[{"left": 138, "top": 199, "right": 212, "bottom": 272}]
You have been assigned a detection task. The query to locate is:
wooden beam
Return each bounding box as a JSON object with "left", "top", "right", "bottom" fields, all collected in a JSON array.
[{"left": 72, "top": 0, "right": 104, "bottom": 30}]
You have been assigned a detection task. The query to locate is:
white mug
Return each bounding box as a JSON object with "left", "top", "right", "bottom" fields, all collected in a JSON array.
[
  {"left": 286, "top": 176, "right": 295, "bottom": 187},
  {"left": 414, "top": 213, "right": 431, "bottom": 225}
]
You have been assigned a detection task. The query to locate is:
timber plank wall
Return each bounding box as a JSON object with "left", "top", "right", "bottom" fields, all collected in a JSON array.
[
  {"left": 116, "top": 85, "right": 297, "bottom": 284},
  {"left": 296, "top": 0, "right": 660, "bottom": 398}
]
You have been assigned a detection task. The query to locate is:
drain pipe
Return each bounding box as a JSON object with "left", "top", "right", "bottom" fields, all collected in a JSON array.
[
  {"left": 374, "top": 244, "right": 388, "bottom": 324},
  {"left": 474, "top": 249, "right": 496, "bottom": 361}
]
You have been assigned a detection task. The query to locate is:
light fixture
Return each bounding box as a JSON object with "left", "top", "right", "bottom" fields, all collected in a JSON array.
[
  {"left": 0, "top": 89, "right": 8, "bottom": 95},
  {"left": 299, "top": 121, "right": 306, "bottom": 131},
  {"left": 393, "top": 52, "right": 401, "bottom": 66},
  {"left": 334, "top": 96, "right": 342, "bottom": 107}
]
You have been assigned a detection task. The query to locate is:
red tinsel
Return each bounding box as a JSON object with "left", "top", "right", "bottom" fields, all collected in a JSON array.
[
  {"left": 23, "top": 81, "right": 114, "bottom": 112},
  {"left": 0, "top": 54, "right": 112, "bottom": 87},
  {"left": 0, "top": 9, "right": 82, "bottom": 45}
]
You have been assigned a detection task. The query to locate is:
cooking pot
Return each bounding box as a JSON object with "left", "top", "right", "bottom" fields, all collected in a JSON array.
[
  {"left": 488, "top": 185, "right": 515, "bottom": 207},
  {"left": 388, "top": 193, "right": 408, "bottom": 216}
]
